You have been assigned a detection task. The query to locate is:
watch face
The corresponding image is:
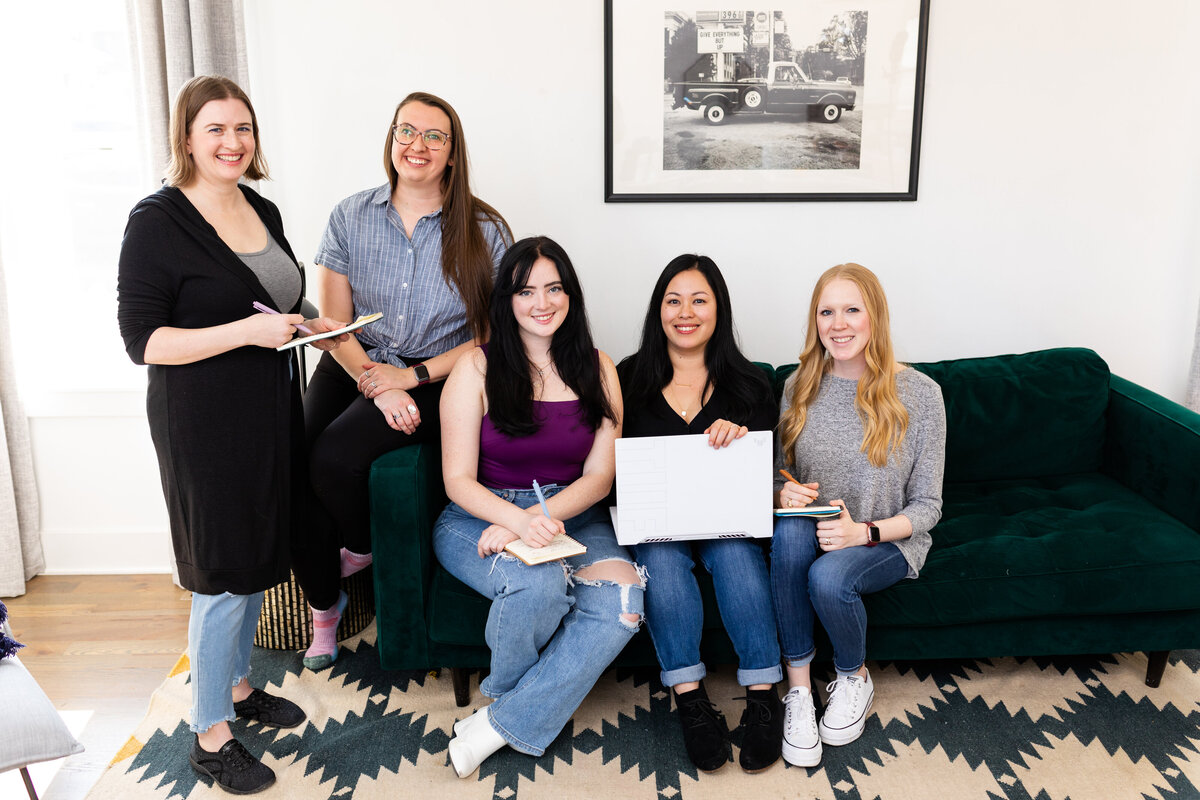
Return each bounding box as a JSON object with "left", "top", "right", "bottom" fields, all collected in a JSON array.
[
  {"left": 868, "top": 525, "right": 881, "bottom": 543},
  {"left": 415, "top": 364, "right": 430, "bottom": 383}
]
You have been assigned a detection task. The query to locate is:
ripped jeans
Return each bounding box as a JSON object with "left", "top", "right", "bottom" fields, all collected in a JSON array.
[{"left": 432, "top": 485, "right": 645, "bottom": 756}]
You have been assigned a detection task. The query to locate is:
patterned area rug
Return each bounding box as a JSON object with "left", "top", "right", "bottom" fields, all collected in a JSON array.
[{"left": 87, "top": 622, "right": 1200, "bottom": 799}]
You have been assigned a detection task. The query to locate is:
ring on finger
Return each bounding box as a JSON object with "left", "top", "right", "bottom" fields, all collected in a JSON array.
[{"left": 406, "top": 404, "right": 417, "bottom": 414}]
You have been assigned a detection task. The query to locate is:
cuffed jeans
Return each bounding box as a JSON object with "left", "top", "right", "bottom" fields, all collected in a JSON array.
[
  {"left": 770, "top": 515, "right": 908, "bottom": 676},
  {"left": 188, "top": 591, "right": 264, "bottom": 733},
  {"left": 632, "top": 539, "right": 781, "bottom": 688},
  {"left": 433, "top": 486, "right": 645, "bottom": 756}
]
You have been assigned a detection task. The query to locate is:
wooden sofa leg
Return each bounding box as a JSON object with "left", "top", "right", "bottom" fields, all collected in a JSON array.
[
  {"left": 451, "top": 667, "right": 471, "bottom": 707},
  {"left": 1145, "top": 650, "right": 1169, "bottom": 687},
  {"left": 21, "top": 766, "right": 39, "bottom": 800}
]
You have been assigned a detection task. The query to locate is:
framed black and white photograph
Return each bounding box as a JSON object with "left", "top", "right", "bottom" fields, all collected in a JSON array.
[{"left": 604, "top": 0, "right": 930, "bottom": 202}]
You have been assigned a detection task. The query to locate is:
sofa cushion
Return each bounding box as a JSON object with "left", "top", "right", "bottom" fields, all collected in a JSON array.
[
  {"left": 427, "top": 568, "right": 492, "bottom": 646},
  {"left": 775, "top": 348, "right": 1110, "bottom": 483},
  {"left": 866, "top": 472, "right": 1200, "bottom": 628},
  {"left": 909, "top": 348, "right": 1109, "bottom": 481}
]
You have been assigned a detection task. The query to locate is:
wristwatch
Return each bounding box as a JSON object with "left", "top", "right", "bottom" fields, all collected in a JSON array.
[
  {"left": 864, "top": 522, "right": 881, "bottom": 547},
  {"left": 413, "top": 363, "right": 431, "bottom": 385}
]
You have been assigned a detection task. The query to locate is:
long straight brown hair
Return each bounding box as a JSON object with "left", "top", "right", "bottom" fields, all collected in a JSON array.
[
  {"left": 383, "top": 92, "right": 510, "bottom": 341},
  {"left": 779, "top": 263, "right": 909, "bottom": 468}
]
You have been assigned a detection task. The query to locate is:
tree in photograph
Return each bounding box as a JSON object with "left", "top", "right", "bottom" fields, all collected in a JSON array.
[
  {"left": 740, "top": 10, "right": 792, "bottom": 77},
  {"left": 801, "top": 11, "right": 867, "bottom": 83},
  {"left": 665, "top": 18, "right": 702, "bottom": 82}
]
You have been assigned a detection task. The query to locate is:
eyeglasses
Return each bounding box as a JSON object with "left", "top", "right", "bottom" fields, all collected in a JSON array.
[{"left": 391, "top": 124, "right": 452, "bottom": 150}]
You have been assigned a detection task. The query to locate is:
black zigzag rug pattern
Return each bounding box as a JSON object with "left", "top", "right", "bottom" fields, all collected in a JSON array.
[{"left": 88, "top": 622, "right": 1200, "bottom": 800}]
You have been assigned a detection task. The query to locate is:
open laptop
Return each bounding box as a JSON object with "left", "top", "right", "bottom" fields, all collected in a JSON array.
[{"left": 611, "top": 431, "right": 773, "bottom": 546}]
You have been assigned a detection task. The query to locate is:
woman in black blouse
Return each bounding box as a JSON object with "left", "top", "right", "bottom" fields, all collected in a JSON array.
[{"left": 617, "top": 255, "right": 783, "bottom": 773}]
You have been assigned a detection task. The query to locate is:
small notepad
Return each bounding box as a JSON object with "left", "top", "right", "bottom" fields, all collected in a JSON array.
[
  {"left": 276, "top": 312, "right": 383, "bottom": 351},
  {"left": 773, "top": 506, "right": 842, "bottom": 518},
  {"left": 504, "top": 534, "right": 587, "bottom": 565}
]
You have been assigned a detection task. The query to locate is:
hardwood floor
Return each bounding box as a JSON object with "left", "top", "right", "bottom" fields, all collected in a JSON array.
[{"left": 2, "top": 574, "right": 191, "bottom": 800}]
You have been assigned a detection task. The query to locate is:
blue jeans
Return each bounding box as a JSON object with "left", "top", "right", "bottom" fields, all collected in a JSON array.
[
  {"left": 632, "top": 539, "right": 781, "bottom": 688},
  {"left": 188, "top": 591, "right": 264, "bottom": 733},
  {"left": 433, "top": 486, "right": 645, "bottom": 756},
  {"left": 770, "top": 516, "right": 908, "bottom": 676}
]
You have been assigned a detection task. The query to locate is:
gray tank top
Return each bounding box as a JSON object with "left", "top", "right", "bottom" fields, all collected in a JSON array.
[{"left": 236, "top": 232, "right": 302, "bottom": 312}]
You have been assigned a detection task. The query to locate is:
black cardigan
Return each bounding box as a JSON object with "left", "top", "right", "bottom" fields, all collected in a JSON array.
[{"left": 117, "top": 185, "right": 305, "bottom": 594}]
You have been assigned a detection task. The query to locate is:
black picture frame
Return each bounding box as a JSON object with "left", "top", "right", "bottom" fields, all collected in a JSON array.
[{"left": 605, "top": 1, "right": 930, "bottom": 202}]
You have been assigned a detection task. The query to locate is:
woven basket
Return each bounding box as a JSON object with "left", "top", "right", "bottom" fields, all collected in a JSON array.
[{"left": 254, "top": 567, "right": 375, "bottom": 650}]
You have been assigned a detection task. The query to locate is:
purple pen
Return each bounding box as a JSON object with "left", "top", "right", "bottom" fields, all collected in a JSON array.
[{"left": 252, "top": 301, "right": 314, "bottom": 335}]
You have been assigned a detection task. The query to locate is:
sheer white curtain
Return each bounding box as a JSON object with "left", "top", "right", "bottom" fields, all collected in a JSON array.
[
  {"left": 0, "top": 246, "right": 43, "bottom": 597},
  {"left": 127, "top": 0, "right": 249, "bottom": 178},
  {"left": 126, "top": 0, "right": 249, "bottom": 585}
]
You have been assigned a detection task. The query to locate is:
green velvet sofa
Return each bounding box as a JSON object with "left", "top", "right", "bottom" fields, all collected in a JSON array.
[{"left": 369, "top": 347, "right": 1200, "bottom": 705}]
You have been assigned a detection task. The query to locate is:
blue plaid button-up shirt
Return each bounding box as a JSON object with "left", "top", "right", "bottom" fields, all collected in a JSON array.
[{"left": 314, "top": 184, "right": 509, "bottom": 366}]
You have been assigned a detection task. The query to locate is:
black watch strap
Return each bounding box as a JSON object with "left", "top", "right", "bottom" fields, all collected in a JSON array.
[{"left": 414, "top": 363, "right": 431, "bottom": 385}]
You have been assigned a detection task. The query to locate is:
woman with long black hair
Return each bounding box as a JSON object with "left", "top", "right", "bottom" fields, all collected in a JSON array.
[
  {"left": 433, "top": 236, "right": 644, "bottom": 778},
  {"left": 618, "top": 255, "right": 784, "bottom": 773}
]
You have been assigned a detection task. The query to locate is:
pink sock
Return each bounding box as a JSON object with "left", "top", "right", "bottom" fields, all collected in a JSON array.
[
  {"left": 305, "top": 592, "right": 346, "bottom": 659},
  {"left": 340, "top": 547, "right": 373, "bottom": 578}
]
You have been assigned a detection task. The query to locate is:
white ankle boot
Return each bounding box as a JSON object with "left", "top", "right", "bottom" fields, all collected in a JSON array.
[{"left": 449, "top": 706, "right": 507, "bottom": 778}]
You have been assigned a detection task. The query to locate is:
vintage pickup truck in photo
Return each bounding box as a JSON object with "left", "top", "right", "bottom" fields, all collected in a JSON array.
[{"left": 673, "top": 61, "right": 857, "bottom": 125}]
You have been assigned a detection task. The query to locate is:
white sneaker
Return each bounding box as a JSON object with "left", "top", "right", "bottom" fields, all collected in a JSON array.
[
  {"left": 781, "top": 687, "right": 822, "bottom": 767},
  {"left": 448, "top": 706, "right": 507, "bottom": 778},
  {"left": 818, "top": 670, "right": 874, "bottom": 746}
]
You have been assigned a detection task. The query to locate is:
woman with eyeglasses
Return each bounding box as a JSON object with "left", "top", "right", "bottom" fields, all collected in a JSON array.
[{"left": 295, "top": 92, "right": 512, "bottom": 671}]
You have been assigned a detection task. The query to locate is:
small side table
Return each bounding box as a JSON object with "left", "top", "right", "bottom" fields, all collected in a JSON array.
[{"left": 255, "top": 568, "right": 375, "bottom": 650}]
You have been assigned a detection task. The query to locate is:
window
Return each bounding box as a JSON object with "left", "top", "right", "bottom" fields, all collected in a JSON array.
[{"left": 0, "top": 2, "right": 150, "bottom": 400}]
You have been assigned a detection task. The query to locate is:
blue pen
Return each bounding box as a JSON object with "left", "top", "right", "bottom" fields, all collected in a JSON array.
[
  {"left": 252, "top": 301, "right": 314, "bottom": 336},
  {"left": 532, "top": 480, "right": 551, "bottom": 518}
]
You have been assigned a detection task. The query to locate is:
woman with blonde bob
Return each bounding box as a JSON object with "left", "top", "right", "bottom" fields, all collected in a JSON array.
[{"left": 770, "top": 264, "right": 945, "bottom": 768}]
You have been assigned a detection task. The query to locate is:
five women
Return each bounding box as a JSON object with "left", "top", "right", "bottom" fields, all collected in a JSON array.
[{"left": 120, "top": 76, "right": 945, "bottom": 787}]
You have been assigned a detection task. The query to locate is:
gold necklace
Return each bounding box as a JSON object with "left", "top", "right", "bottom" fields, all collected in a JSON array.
[{"left": 667, "top": 380, "right": 701, "bottom": 420}]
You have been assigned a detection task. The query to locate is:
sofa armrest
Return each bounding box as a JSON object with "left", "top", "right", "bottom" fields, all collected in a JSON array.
[
  {"left": 1103, "top": 374, "right": 1200, "bottom": 531},
  {"left": 369, "top": 442, "right": 447, "bottom": 670}
]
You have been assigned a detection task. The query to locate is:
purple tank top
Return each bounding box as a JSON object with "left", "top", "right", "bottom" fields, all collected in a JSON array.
[{"left": 478, "top": 400, "right": 595, "bottom": 489}]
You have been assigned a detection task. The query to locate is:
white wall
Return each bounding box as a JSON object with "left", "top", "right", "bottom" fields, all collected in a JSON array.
[{"left": 27, "top": 0, "right": 1200, "bottom": 574}]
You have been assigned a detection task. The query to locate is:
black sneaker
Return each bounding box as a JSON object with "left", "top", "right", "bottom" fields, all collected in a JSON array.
[
  {"left": 737, "top": 686, "right": 783, "bottom": 772},
  {"left": 674, "top": 683, "right": 731, "bottom": 772},
  {"left": 190, "top": 735, "right": 276, "bottom": 795},
  {"left": 234, "top": 689, "right": 306, "bottom": 728}
]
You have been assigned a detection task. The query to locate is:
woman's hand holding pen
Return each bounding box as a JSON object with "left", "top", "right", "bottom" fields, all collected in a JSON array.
[
  {"left": 478, "top": 524, "right": 519, "bottom": 558},
  {"left": 815, "top": 500, "right": 858, "bottom": 551},
  {"left": 242, "top": 312, "right": 307, "bottom": 348},
  {"left": 704, "top": 418, "right": 748, "bottom": 449},
  {"left": 778, "top": 468, "right": 819, "bottom": 509},
  {"left": 517, "top": 511, "right": 564, "bottom": 549}
]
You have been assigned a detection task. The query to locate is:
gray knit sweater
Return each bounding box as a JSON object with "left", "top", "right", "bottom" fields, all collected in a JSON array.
[{"left": 774, "top": 368, "right": 946, "bottom": 578}]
